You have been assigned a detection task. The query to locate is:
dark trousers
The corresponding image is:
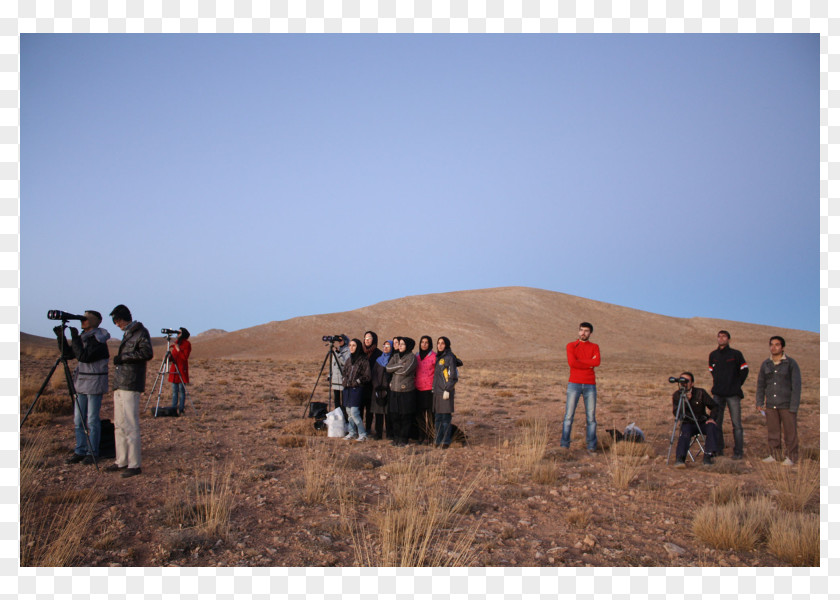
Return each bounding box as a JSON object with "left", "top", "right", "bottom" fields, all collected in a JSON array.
[
  {"left": 714, "top": 395, "right": 743, "bottom": 456},
  {"left": 766, "top": 408, "right": 799, "bottom": 462},
  {"left": 391, "top": 413, "right": 413, "bottom": 444},
  {"left": 676, "top": 421, "right": 721, "bottom": 459}
]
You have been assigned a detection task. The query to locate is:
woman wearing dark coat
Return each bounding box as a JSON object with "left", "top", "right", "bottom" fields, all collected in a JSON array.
[
  {"left": 361, "top": 330, "right": 382, "bottom": 433},
  {"left": 341, "top": 338, "right": 372, "bottom": 441},
  {"left": 370, "top": 339, "right": 393, "bottom": 440},
  {"left": 414, "top": 334, "right": 436, "bottom": 443},
  {"left": 433, "top": 336, "right": 459, "bottom": 448},
  {"left": 386, "top": 336, "right": 417, "bottom": 447}
]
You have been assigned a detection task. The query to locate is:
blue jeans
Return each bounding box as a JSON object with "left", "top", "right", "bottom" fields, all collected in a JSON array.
[
  {"left": 347, "top": 406, "right": 367, "bottom": 437},
  {"left": 171, "top": 383, "right": 186, "bottom": 412},
  {"left": 713, "top": 395, "right": 743, "bottom": 456},
  {"left": 435, "top": 413, "right": 452, "bottom": 446},
  {"left": 560, "top": 383, "right": 597, "bottom": 450},
  {"left": 74, "top": 393, "right": 102, "bottom": 456}
]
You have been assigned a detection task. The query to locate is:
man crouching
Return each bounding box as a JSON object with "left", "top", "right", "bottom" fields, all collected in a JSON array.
[{"left": 673, "top": 371, "right": 722, "bottom": 468}]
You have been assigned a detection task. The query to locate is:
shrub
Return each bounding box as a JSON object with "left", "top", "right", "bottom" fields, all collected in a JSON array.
[
  {"left": 566, "top": 507, "right": 592, "bottom": 528},
  {"left": 692, "top": 497, "right": 773, "bottom": 551},
  {"left": 758, "top": 459, "right": 819, "bottom": 512},
  {"left": 766, "top": 512, "right": 819, "bottom": 566}
]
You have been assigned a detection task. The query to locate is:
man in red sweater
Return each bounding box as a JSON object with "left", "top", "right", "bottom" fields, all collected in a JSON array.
[{"left": 560, "top": 322, "right": 601, "bottom": 453}]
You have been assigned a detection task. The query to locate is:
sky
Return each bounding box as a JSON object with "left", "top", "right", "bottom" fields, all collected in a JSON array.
[{"left": 20, "top": 34, "right": 817, "bottom": 339}]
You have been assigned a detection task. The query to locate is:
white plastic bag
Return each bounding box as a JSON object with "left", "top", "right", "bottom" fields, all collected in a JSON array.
[{"left": 325, "top": 407, "right": 346, "bottom": 438}]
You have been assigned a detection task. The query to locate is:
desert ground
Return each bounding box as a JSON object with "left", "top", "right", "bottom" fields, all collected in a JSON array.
[{"left": 18, "top": 288, "right": 820, "bottom": 567}]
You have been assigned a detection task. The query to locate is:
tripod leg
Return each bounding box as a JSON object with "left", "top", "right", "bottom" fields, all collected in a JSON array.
[
  {"left": 20, "top": 356, "right": 62, "bottom": 428},
  {"left": 303, "top": 349, "right": 332, "bottom": 419}
]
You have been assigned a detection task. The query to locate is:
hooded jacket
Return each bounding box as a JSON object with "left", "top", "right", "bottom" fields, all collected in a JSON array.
[
  {"left": 65, "top": 327, "right": 111, "bottom": 395},
  {"left": 432, "top": 338, "right": 459, "bottom": 414},
  {"left": 330, "top": 334, "right": 351, "bottom": 391},
  {"left": 113, "top": 321, "right": 154, "bottom": 392},
  {"left": 386, "top": 337, "right": 417, "bottom": 393}
]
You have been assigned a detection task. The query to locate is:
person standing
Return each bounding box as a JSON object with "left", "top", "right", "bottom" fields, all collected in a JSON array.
[
  {"left": 414, "top": 335, "right": 436, "bottom": 444},
  {"left": 341, "top": 338, "right": 371, "bottom": 442},
  {"left": 168, "top": 327, "right": 191, "bottom": 415},
  {"left": 330, "top": 335, "right": 350, "bottom": 417},
  {"left": 432, "top": 336, "right": 459, "bottom": 449},
  {"left": 55, "top": 310, "right": 110, "bottom": 465},
  {"left": 361, "top": 331, "right": 381, "bottom": 433},
  {"left": 107, "top": 304, "right": 153, "bottom": 478},
  {"left": 370, "top": 339, "right": 393, "bottom": 440},
  {"left": 755, "top": 336, "right": 801, "bottom": 465},
  {"left": 709, "top": 330, "right": 749, "bottom": 459},
  {"left": 560, "top": 322, "right": 601, "bottom": 453},
  {"left": 386, "top": 337, "right": 417, "bottom": 447}
]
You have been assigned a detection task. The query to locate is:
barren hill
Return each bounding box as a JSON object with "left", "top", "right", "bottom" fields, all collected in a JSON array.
[{"left": 182, "top": 287, "right": 816, "bottom": 365}]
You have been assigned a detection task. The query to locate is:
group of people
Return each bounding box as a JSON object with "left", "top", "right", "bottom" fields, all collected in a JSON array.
[
  {"left": 328, "top": 332, "right": 461, "bottom": 448},
  {"left": 670, "top": 330, "right": 803, "bottom": 467},
  {"left": 53, "top": 307, "right": 803, "bottom": 476},
  {"left": 54, "top": 304, "right": 191, "bottom": 478},
  {"left": 541, "top": 322, "right": 803, "bottom": 469}
]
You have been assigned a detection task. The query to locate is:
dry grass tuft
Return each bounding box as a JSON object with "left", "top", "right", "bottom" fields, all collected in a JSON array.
[
  {"left": 285, "top": 388, "right": 311, "bottom": 405},
  {"left": 43, "top": 488, "right": 107, "bottom": 505},
  {"left": 604, "top": 447, "right": 646, "bottom": 489},
  {"left": 282, "top": 418, "right": 322, "bottom": 436},
  {"left": 20, "top": 429, "right": 101, "bottom": 566},
  {"left": 610, "top": 441, "right": 656, "bottom": 458},
  {"left": 799, "top": 445, "right": 819, "bottom": 462},
  {"left": 299, "top": 441, "right": 345, "bottom": 505},
  {"left": 757, "top": 459, "right": 819, "bottom": 512},
  {"left": 566, "top": 507, "right": 592, "bottom": 529},
  {"left": 766, "top": 512, "right": 819, "bottom": 566},
  {"left": 710, "top": 480, "right": 742, "bottom": 505},
  {"left": 501, "top": 418, "right": 549, "bottom": 481},
  {"left": 163, "top": 462, "right": 236, "bottom": 540},
  {"left": 706, "top": 458, "right": 748, "bottom": 475},
  {"left": 692, "top": 496, "right": 773, "bottom": 551},
  {"left": 532, "top": 459, "right": 559, "bottom": 485},
  {"left": 350, "top": 454, "right": 483, "bottom": 566},
  {"left": 276, "top": 435, "right": 307, "bottom": 448}
]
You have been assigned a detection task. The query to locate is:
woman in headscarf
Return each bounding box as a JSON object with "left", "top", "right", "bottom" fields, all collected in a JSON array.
[
  {"left": 386, "top": 336, "right": 417, "bottom": 447},
  {"left": 433, "top": 336, "right": 459, "bottom": 449},
  {"left": 413, "top": 334, "right": 436, "bottom": 444},
  {"left": 370, "top": 338, "right": 393, "bottom": 440},
  {"left": 168, "top": 327, "right": 191, "bottom": 415},
  {"left": 361, "top": 331, "right": 381, "bottom": 434},
  {"left": 341, "top": 338, "right": 371, "bottom": 441}
]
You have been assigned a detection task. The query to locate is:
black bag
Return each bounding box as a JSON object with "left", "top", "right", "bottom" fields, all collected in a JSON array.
[
  {"left": 99, "top": 419, "right": 116, "bottom": 458},
  {"left": 151, "top": 406, "right": 179, "bottom": 417},
  {"left": 308, "top": 402, "right": 327, "bottom": 419}
]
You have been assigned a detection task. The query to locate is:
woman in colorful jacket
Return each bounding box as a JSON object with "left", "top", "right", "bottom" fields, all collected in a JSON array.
[
  {"left": 414, "top": 335, "right": 436, "bottom": 443},
  {"left": 386, "top": 336, "right": 417, "bottom": 447},
  {"left": 341, "top": 338, "right": 371, "bottom": 441},
  {"left": 433, "top": 336, "right": 459, "bottom": 449},
  {"left": 168, "top": 327, "right": 191, "bottom": 415}
]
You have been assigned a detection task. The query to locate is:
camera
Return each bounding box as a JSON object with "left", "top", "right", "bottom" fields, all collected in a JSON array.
[
  {"left": 322, "top": 335, "right": 344, "bottom": 343},
  {"left": 161, "top": 328, "right": 181, "bottom": 335},
  {"left": 668, "top": 376, "right": 689, "bottom": 385},
  {"left": 47, "top": 310, "right": 86, "bottom": 321}
]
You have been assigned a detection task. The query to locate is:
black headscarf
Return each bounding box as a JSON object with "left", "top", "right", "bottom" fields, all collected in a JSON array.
[
  {"left": 363, "top": 330, "right": 379, "bottom": 356},
  {"left": 437, "top": 336, "right": 451, "bottom": 354},
  {"left": 418, "top": 335, "right": 433, "bottom": 360},
  {"left": 349, "top": 338, "right": 365, "bottom": 363},
  {"left": 396, "top": 336, "right": 416, "bottom": 357}
]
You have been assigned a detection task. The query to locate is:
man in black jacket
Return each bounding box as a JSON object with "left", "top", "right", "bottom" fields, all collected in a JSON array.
[
  {"left": 708, "top": 330, "right": 749, "bottom": 459},
  {"left": 672, "top": 372, "right": 722, "bottom": 467},
  {"left": 106, "top": 304, "right": 153, "bottom": 478}
]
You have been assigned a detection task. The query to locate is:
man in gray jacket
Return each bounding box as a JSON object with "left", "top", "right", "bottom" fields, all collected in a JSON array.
[
  {"left": 756, "top": 335, "right": 802, "bottom": 465},
  {"left": 55, "top": 310, "right": 110, "bottom": 465},
  {"left": 107, "top": 304, "right": 153, "bottom": 478}
]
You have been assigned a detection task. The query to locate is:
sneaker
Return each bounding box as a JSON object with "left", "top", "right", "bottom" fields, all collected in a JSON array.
[
  {"left": 781, "top": 457, "right": 794, "bottom": 466},
  {"left": 121, "top": 467, "right": 142, "bottom": 478},
  {"left": 762, "top": 455, "right": 776, "bottom": 463},
  {"left": 105, "top": 464, "right": 127, "bottom": 472},
  {"left": 703, "top": 454, "right": 714, "bottom": 466},
  {"left": 82, "top": 455, "right": 96, "bottom": 465},
  {"left": 65, "top": 453, "right": 85, "bottom": 464},
  {"left": 343, "top": 433, "right": 355, "bottom": 440},
  {"left": 675, "top": 459, "right": 686, "bottom": 469},
  {"left": 356, "top": 435, "right": 368, "bottom": 442}
]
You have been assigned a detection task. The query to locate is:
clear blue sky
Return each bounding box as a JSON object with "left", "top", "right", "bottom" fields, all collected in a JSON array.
[{"left": 21, "top": 34, "right": 817, "bottom": 338}]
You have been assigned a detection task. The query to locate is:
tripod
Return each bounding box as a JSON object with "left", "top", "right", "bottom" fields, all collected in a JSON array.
[
  {"left": 20, "top": 320, "right": 100, "bottom": 470},
  {"left": 302, "top": 344, "right": 342, "bottom": 419},
  {"left": 666, "top": 382, "right": 707, "bottom": 465},
  {"left": 144, "top": 333, "right": 194, "bottom": 416}
]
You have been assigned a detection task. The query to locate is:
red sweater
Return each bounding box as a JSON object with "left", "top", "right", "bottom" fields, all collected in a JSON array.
[
  {"left": 566, "top": 340, "right": 600, "bottom": 385},
  {"left": 168, "top": 340, "right": 191, "bottom": 384}
]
